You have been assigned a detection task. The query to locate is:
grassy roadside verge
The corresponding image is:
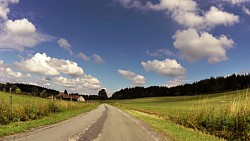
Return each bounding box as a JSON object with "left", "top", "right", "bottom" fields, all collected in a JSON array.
[
  {"left": 126, "top": 109, "right": 223, "bottom": 141},
  {"left": 112, "top": 104, "right": 224, "bottom": 141},
  {"left": 108, "top": 89, "right": 250, "bottom": 140},
  {"left": 0, "top": 103, "right": 98, "bottom": 138}
]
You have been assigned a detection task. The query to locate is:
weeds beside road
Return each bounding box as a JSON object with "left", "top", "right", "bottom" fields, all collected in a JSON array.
[
  {"left": 0, "top": 91, "right": 99, "bottom": 137},
  {"left": 109, "top": 89, "right": 250, "bottom": 140}
]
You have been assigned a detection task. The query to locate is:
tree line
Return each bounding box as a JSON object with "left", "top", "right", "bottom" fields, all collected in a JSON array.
[
  {"left": 0, "top": 83, "right": 59, "bottom": 98},
  {"left": 0, "top": 82, "right": 108, "bottom": 100},
  {"left": 111, "top": 73, "right": 250, "bottom": 99}
]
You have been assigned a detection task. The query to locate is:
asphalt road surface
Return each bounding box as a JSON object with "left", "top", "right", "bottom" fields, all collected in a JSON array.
[{"left": 1, "top": 104, "right": 165, "bottom": 141}]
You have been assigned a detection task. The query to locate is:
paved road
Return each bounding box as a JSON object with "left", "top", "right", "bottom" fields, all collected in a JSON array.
[{"left": 1, "top": 104, "right": 165, "bottom": 141}]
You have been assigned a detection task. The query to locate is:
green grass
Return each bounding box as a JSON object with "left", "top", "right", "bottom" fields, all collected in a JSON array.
[
  {"left": 127, "top": 110, "right": 223, "bottom": 141},
  {"left": 109, "top": 89, "right": 248, "bottom": 116},
  {"left": 108, "top": 89, "right": 250, "bottom": 140},
  {"left": 0, "top": 91, "right": 99, "bottom": 137}
]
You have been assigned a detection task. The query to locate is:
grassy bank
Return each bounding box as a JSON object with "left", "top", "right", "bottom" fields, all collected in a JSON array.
[
  {"left": 127, "top": 109, "right": 222, "bottom": 141},
  {"left": 109, "top": 89, "right": 250, "bottom": 140},
  {"left": 0, "top": 91, "right": 99, "bottom": 137}
]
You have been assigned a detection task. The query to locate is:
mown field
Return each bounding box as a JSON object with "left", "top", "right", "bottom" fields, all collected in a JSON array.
[
  {"left": 0, "top": 91, "right": 99, "bottom": 137},
  {"left": 109, "top": 89, "right": 250, "bottom": 141}
]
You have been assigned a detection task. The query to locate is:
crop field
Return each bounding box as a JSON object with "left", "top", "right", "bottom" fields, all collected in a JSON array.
[
  {"left": 0, "top": 91, "right": 98, "bottom": 137},
  {"left": 110, "top": 89, "right": 250, "bottom": 140}
]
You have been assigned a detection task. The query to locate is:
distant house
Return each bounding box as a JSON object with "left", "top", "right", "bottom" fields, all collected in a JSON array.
[{"left": 57, "top": 92, "right": 85, "bottom": 102}]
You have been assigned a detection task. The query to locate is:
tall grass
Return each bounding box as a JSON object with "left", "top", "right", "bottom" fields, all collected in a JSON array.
[
  {"left": 111, "top": 89, "right": 250, "bottom": 140},
  {"left": 0, "top": 97, "right": 91, "bottom": 125},
  {"left": 189, "top": 91, "right": 250, "bottom": 140}
]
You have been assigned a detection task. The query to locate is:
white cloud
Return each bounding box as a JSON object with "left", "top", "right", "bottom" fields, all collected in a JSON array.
[
  {"left": 204, "top": 6, "right": 239, "bottom": 29},
  {"left": 147, "top": 48, "right": 175, "bottom": 57},
  {"left": 48, "top": 58, "right": 84, "bottom": 77},
  {"left": 115, "top": 0, "right": 239, "bottom": 30},
  {"left": 141, "top": 59, "right": 186, "bottom": 77},
  {"left": 0, "top": 0, "right": 19, "bottom": 20},
  {"left": 77, "top": 52, "right": 90, "bottom": 61},
  {"left": 118, "top": 69, "right": 146, "bottom": 85},
  {"left": 224, "top": 0, "right": 250, "bottom": 4},
  {"left": 0, "top": 1, "right": 51, "bottom": 52},
  {"left": 243, "top": 6, "right": 250, "bottom": 15},
  {"left": 55, "top": 75, "right": 101, "bottom": 90},
  {"left": 5, "top": 19, "right": 36, "bottom": 34},
  {"left": 28, "top": 82, "right": 38, "bottom": 86},
  {"left": 0, "top": 19, "right": 52, "bottom": 51},
  {"left": 15, "top": 53, "right": 84, "bottom": 77},
  {"left": 164, "top": 79, "right": 190, "bottom": 88},
  {"left": 146, "top": 0, "right": 198, "bottom": 12},
  {"left": 57, "top": 38, "right": 73, "bottom": 55},
  {"left": 0, "top": 3, "right": 10, "bottom": 20},
  {"left": 6, "top": 68, "right": 23, "bottom": 78},
  {"left": 93, "top": 54, "right": 105, "bottom": 64},
  {"left": 0, "top": 60, "right": 7, "bottom": 74},
  {"left": 173, "top": 28, "right": 234, "bottom": 63}
]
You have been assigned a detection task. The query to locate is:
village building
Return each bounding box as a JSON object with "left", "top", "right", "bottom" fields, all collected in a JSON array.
[{"left": 57, "top": 92, "right": 85, "bottom": 102}]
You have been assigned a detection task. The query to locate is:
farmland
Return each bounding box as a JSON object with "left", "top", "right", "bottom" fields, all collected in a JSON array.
[
  {"left": 110, "top": 89, "right": 250, "bottom": 140},
  {"left": 0, "top": 91, "right": 98, "bottom": 137}
]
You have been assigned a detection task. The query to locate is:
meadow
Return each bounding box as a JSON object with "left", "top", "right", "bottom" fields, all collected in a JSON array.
[
  {"left": 0, "top": 91, "right": 98, "bottom": 137},
  {"left": 110, "top": 89, "right": 250, "bottom": 141}
]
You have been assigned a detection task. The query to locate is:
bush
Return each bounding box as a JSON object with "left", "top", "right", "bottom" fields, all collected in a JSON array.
[
  {"left": 0, "top": 94, "right": 89, "bottom": 125},
  {"left": 0, "top": 101, "right": 10, "bottom": 125}
]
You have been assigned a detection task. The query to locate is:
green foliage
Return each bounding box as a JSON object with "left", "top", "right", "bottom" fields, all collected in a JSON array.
[
  {"left": 98, "top": 89, "right": 108, "bottom": 100},
  {"left": 111, "top": 74, "right": 250, "bottom": 99},
  {"left": 15, "top": 88, "right": 21, "bottom": 94},
  {"left": 40, "top": 90, "right": 47, "bottom": 98},
  {"left": 0, "top": 103, "right": 99, "bottom": 137},
  {"left": 0, "top": 100, "right": 11, "bottom": 125},
  {"left": 127, "top": 110, "right": 221, "bottom": 141},
  {"left": 0, "top": 91, "right": 96, "bottom": 125}
]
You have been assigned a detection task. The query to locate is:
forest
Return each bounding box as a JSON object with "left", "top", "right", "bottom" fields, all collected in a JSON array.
[
  {"left": 111, "top": 73, "right": 250, "bottom": 99},
  {"left": 0, "top": 83, "right": 103, "bottom": 100}
]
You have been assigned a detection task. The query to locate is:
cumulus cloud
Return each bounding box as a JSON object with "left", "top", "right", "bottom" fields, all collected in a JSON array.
[
  {"left": 0, "top": 1, "right": 51, "bottom": 52},
  {"left": 15, "top": 53, "right": 84, "bottom": 77},
  {"left": 173, "top": 28, "right": 234, "bottom": 63},
  {"left": 55, "top": 75, "right": 101, "bottom": 90},
  {"left": 0, "top": 18, "right": 52, "bottom": 51},
  {"left": 243, "top": 6, "right": 250, "bottom": 15},
  {"left": 164, "top": 79, "right": 191, "bottom": 88},
  {"left": 57, "top": 38, "right": 73, "bottom": 55},
  {"left": 93, "top": 54, "right": 105, "bottom": 64},
  {"left": 115, "top": 0, "right": 239, "bottom": 30},
  {"left": 141, "top": 59, "right": 186, "bottom": 77},
  {"left": 0, "top": 0, "right": 19, "bottom": 20},
  {"left": 204, "top": 6, "right": 239, "bottom": 29},
  {"left": 6, "top": 68, "right": 23, "bottom": 78},
  {"left": 0, "top": 60, "right": 7, "bottom": 74},
  {"left": 5, "top": 19, "right": 36, "bottom": 34},
  {"left": 77, "top": 52, "right": 90, "bottom": 61},
  {"left": 118, "top": 69, "right": 146, "bottom": 85}
]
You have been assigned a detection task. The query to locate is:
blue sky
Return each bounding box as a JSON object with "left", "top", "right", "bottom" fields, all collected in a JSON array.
[{"left": 0, "top": 0, "right": 250, "bottom": 96}]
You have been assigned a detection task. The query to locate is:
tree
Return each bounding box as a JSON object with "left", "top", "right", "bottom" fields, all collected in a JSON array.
[
  {"left": 15, "top": 88, "right": 22, "bottom": 94},
  {"left": 64, "top": 89, "right": 68, "bottom": 94},
  {"left": 98, "top": 89, "right": 108, "bottom": 101},
  {"left": 32, "top": 86, "right": 38, "bottom": 97},
  {"left": 40, "top": 90, "right": 47, "bottom": 98}
]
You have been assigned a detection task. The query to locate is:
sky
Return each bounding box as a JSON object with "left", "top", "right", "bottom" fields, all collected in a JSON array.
[{"left": 0, "top": 0, "right": 250, "bottom": 96}]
